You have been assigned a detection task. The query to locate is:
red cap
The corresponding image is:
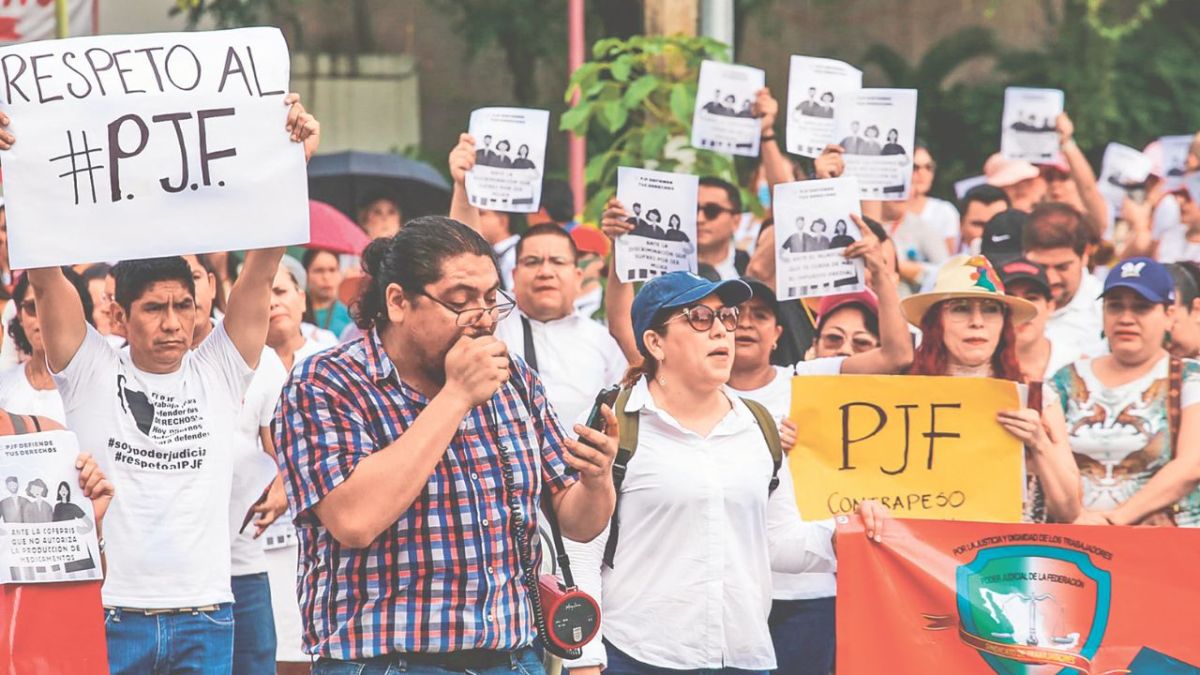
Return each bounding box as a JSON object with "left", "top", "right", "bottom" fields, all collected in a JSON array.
[
  {"left": 570, "top": 226, "right": 610, "bottom": 257},
  {"left": 817, "top": 290, "right": 879, "bottom": 325}
]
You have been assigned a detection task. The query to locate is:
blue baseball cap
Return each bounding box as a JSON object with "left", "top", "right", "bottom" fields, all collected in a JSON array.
[
  {"left": 1102, "top": 257, "right": 1175, "bottom": 304},
  {"left": 631, "top": 271, "right": 752, "bottom": 355}
]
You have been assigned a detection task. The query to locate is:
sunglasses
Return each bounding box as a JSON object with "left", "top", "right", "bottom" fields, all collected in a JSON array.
[
  {"left": 698, "top": 203, "right": 736, "bottom": 220},
  {"left": 913, "top": 162, "right": 936, "bottom": 172},
  {"left": 666, "top": 304, "right": 740, "bottom": 332}
]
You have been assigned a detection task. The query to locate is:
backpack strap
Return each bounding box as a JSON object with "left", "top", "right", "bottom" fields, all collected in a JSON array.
[
  {"left": 741, "top": 398, "right": 783, "bottom": 494},
  {"left": 602, "top": 387, "right": 638, "bottom": 569}
]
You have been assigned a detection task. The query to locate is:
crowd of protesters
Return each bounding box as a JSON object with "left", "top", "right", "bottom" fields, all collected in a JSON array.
[{"left": 0, "top": 41, "right": 1198, "bottom": 675}]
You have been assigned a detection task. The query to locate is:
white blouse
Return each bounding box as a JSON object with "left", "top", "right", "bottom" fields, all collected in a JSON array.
[{"left": 563, "top": 377, "right": 836, "bottom": 671}]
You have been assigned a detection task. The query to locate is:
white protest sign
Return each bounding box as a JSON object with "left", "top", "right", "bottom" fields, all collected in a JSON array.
[
  {"left": 0, "top": 27, "right": 310, "bottom": 269},
  {"left": 1157, "top": 134, "right": 1192, "bottom": 192},
  {"left": 0, "top": 430, "right": 101, "bottom": 584},
  {"left": 466, "top": 107, "right": 549, "bottom": 213},
  {"left": 615, "top": 167, "right": 698, "bottom": 282},
  {"left": 773, "top": 176, "right": 864, "bottom": 300},
  {"left": 954, "top": 175, "right": 988, "bottom": 201},
  {"left": 834, "top": 88, "right": 917, "bottom": 201},
  {"left": 692, "top": 60, "right": 764, "bottom": 157},
  {"left": 786, "top": 55, "right": 862, "bottom": 158},
  {"left": 1000, "top": 87, "right": 1063, "bottom": 163},
  {"left": 1098, "top": 142, "right": 1154, "bottom": 238}
]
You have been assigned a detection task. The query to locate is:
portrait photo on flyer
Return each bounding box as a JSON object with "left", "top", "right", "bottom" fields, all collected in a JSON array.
[
  {"left": 1000, "top": 86, "right": 1065, "bottom": 163},
  {"left": 834, "top": 89, "right": 918, "bottom": 201},
  {"left": 773, "top": 176, "right": 865, "bottom": 300},
  {"left": 614, "top": 166, "right": 699, "bottom": 282},
  {"left": 0, "top": 431, "right": 101, "bottom": 584},
  {"left": 785, "top": 55, "right": 863, "bottom": 158},
  {"left": 465, "top": 107, "right": 549, "bottom": 213},
  {"left": 691, "top": 60, "right": 765, "bottom": 158}
]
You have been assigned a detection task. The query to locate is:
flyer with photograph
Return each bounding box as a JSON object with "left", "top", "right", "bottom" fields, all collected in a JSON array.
[
  {"left": 0, "top": 430, "right": 101, "bottom": 584},
  {"left": 465, "top": 107, "right": 549, "bottom": 213},
  {"left": 615, "top": 167, "right": 699, "bottom": 282},
  {"left": 834, "top": 89, "right": 918, "bottom": 201},
  {"left": 1098, "top": 142, "right": 1154, "bottom": 237},
  {"left": 691, "top": 60, "right": 765, "bottom": 157},
  {"left": 1158, "top": 134, "right": 1192, "bottom": 191},
  {"left": 1000, "top": 87, "right": 1064, "bottom": 163},
  {"left": 773, "top": 176, "right": 865, "bottom": 300},
  {"left": 786, "top": 55, "right": 863, "bottom": 158}
]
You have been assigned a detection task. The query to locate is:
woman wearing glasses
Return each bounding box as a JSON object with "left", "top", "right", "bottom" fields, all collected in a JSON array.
[
  {"left": 902, "top": 255, "right": 1080, "bottom": 524},
  {"left": 1049, "top": 257, "right": 1200, "bottom": 528},
  {"left": 564, "top": 270, "right": 887, "bottom": 675},
  {"left": 0, "top": 270, "right": 94, "bottom": 424},
  {"left": 722, "top": 226, "right": 909, "bottom": 675}
]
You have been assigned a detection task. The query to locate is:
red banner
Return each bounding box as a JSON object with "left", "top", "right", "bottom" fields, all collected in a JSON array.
[
  {"left": 836, "top": 518, "right": 1200, "bottom": 674},
  {"left": 0, "top": 581, "right": 108, "bottom": 674}
]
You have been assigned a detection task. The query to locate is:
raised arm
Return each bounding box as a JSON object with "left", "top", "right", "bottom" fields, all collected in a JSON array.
[
  {"left": 840, "top": 214, "right": 913, "bottom": 374},
  {"left": 224, "top": 95, "right": 318, "bottom": 367},
  {"left": 600, "top": 197, "right": 640, "bottom": 364},
  {"left": 28, "top": 267, "right": 88, "bottom": 372},
  {"left": 449, "top": 133, "right": 481, "bottom": 231},
  {"left": 1057, "top": 113, "right": 1108, "bottom": 240},
  {"left": 756, "top": 88, "right": 797, "bottom": 191}
]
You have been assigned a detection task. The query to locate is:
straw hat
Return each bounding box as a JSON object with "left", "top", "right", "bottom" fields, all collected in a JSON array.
[{"left": 900, "top": 255, "right": 1037, "bottom": 327}]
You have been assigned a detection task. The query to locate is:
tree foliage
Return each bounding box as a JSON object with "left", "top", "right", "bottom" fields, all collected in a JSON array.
[{"left": 559, "top": 35, "right": 740, "bottom": 222}]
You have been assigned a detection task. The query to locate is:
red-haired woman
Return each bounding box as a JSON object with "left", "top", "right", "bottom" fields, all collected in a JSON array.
[{"left": 902, "top": 255, "right": 1080, "bottom": 522}]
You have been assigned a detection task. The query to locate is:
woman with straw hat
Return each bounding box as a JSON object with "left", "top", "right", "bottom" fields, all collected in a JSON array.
[{"left": 902, "top": 255, "right": 1081, "bottom": 523}]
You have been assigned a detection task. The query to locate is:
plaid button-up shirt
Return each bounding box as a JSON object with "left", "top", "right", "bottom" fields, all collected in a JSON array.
[{"left": 274, "top": 330, "right": 578, "bottom": 659}]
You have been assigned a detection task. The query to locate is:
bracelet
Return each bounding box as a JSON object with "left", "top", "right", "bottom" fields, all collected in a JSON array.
[
  {"left": 761, "top": 134, "right": 776, "bottom": 142},
  {"left": 98, "top": 536, "right": 106, "bottom": 553}
]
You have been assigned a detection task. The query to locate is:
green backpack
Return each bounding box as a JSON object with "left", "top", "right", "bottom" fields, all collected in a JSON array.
[{"left": 601, "top": 387, "right": 784, "bottom": 568}]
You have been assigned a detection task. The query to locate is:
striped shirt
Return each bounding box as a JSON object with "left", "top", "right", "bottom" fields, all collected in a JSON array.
[{"left": 274, "top": 329, "right": 578, "bottom": 659}]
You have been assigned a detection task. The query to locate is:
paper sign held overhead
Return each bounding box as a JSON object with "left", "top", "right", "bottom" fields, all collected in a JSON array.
[
  {"left": 1000, "top": 87, "right": 1064, "bottom": 164},
  {"left": 0, "top": 27, "right": 310, "bottom": 269},
  {"left": 465, "top": 107, "right": 549, "bottom": 213},
  {"left": 614, "top": 167, "right": 698, "bottom": 283},
  {"left": 773, "top": 176, "right": 865, "bottom": 300},
  {"left": 785, "top": 55, "right": 863, "bottom": 158},
  {"left": 691, "top": 60, "right": 764, "bottom": 158}
]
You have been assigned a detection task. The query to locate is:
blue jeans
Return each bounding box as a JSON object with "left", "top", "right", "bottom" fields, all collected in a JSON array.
[
  {"left": 604, "top": 640, "right": 767, "bottom": 675},
  {"left": 232, "top": 573, "right": 278, "bottom": 675},
  {"left": 767, "top": 597, "right": 836, "bottom": 675},
  {"left": 312, "top": 647, "right": 544, "bottom": 674},
  {"left": 105, "top": 603, "right": 235, "bottom": 675}
]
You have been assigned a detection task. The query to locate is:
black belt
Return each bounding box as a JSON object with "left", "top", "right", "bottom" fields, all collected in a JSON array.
[{"left": 321, "top": 649, "right": 522, "bottom": 672}]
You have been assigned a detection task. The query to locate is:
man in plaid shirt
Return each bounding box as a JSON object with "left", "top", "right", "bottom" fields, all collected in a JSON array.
[{"left": 275, "top": 217, "right": 618, "bottom": 674}]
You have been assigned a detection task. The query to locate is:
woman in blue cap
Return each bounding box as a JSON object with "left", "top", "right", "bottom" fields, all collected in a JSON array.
[
  {"left": 562, "top": 270, "right": 887, "bottom": 675},
  {"left": 1049, "top": 256, "right": 1200, "bottom": 527}
]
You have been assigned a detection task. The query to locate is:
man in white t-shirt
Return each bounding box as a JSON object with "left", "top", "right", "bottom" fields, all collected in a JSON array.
[
  {"left": 184, "top": 253, "right": 292, "bottom": 675},
  {"left": 1023, "top": 202, "right": 1106, "bottom": 356},
  {"left": 20, "top": 97, "right": 316, "bottom": 675},
  {"left": 494, "top": 225, "right": 627, "bottom": 425}
]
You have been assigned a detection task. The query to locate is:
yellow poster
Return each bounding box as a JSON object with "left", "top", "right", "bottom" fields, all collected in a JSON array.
[{"left": 789, "top": 375, "right": 1024, "bottom": 523}]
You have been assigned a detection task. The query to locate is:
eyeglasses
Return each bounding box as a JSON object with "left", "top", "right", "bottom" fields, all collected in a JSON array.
[
  {"left": 817, "top": 332, "right": 879, "bottom": 354},
  {"left": 517, "top": 255, "right": 574, "bottom": 270},
  {"left": 18, "top": 300, "right": 35, "bottom": 317},
  {"left": 942, "top": 298, "right": 1005, "bottom": 321},
  {"left": 420, "top": 289, "right": 516, "bottom": 327},
  {"left": 698, "top": 203, "right": 736, "bottom": 220},
  {"left": 666, "top": 305, "right": 740, "bottom": 332}
]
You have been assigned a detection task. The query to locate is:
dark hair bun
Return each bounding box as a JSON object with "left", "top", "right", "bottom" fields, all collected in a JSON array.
[{"left": 360, "top": 237, "right": 392, "bottom": 278}]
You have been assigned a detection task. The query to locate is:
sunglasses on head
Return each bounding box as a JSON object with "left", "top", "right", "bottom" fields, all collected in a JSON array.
[{"left": 698, "top": 203, "right": 736, "bottom": 220}]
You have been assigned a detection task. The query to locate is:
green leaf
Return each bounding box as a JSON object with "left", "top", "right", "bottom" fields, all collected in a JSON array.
[
  {"left": 669, "top": 85, "right": 694, "bottom": 126},
  {"left": 598, "top": 100, "right": 630, "bottom": 133},
  {"left": 584, "top": 151, "right": 614, "bottom": 184},
  {"left": 622, "top": 75, "right": 661, "bottom": 107},
  {"left": 559, "top": 105, "right": 591, "bottom": 134},
  {"left": 611, "top": 55, "right": 634, "bottom": 82},
  {"left": 641, "top": 125, "right": 670, "bottom": 159}
]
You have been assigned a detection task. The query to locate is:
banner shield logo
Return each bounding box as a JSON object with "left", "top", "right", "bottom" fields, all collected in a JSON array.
[{"left": 955, "top": 545, "right": 1111, "bottom": 674}]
